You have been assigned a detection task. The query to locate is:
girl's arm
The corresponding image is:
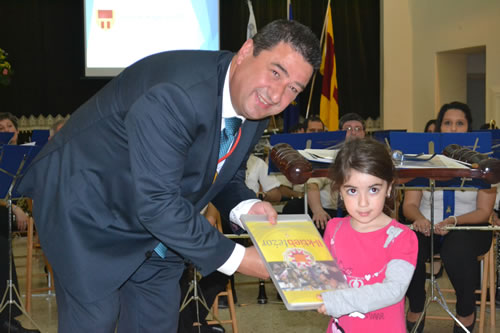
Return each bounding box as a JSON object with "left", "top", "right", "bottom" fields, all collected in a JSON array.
[{"left": 320, "top": 259, "right": 414, "bottom": 318}]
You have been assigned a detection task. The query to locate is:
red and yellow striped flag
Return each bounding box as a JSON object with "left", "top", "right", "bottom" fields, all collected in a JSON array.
[{"left": 319, "top": 4, "right": 339, "bottom": 131}]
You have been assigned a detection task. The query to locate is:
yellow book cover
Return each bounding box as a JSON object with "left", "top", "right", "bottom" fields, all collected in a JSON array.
[{"left": 241, "top": 214, "right": 348, "bottom": 311}]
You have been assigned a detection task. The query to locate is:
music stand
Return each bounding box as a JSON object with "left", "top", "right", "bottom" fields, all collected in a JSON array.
[
  {"left": 0, "top": 133, "right": 14, "bottom": 145},
  {"left": 389, "top": 132, "right": 492, "bottom": 333},
  {"left": 179, "top": 265, "right": 224, "bottom": 333},
  {"left": 410, "top": 180, "right": 472, "bottom": 333},
  {"left": 30, "top": 130, "right": 49, "bottom": 148},
  {"left": 0, "top": 144, "right": 41, "bottom": 332},
  {"left": 269, "top": 131, "right": 346, "bottom": 218}
]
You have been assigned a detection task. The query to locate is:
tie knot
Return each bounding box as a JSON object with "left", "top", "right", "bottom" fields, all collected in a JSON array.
[{"left": 224, "top": 117, "right": 242, "bottom": 136}]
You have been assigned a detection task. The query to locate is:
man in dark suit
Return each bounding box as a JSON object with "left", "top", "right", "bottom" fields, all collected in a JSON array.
[{"left": 17, "top": 20, "right": 320, "bottom": 332}]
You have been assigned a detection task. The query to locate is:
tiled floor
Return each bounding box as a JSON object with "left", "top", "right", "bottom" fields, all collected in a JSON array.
[{"left": 7, "top": 235, "right": 500, "bottom": 332}]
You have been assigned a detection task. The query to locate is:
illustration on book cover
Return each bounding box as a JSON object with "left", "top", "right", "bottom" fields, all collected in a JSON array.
[{"left": 242, "top": 215, "right": 348, "bottom": 311}]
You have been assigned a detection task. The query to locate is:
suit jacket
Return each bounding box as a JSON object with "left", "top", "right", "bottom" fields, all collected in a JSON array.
[{"left": 17, "top": 50, "right": 268, "bottom": 303}]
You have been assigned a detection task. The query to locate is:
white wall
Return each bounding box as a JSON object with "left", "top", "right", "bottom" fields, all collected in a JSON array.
[
  {"left": 382, "top": 0, "right": 500, "bottom": 131},
  {"left": 436, "top": 52, "right": 467, "bottom": 110},
  {"left": 381, "top": 0, "right": 413, "bottom": 131}
]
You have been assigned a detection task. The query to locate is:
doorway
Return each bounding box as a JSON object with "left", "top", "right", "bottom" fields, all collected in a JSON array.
[{"left": 436, "top": 46, "right": 486, "bottom": 130}]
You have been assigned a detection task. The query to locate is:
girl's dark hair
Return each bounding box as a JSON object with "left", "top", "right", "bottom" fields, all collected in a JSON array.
[
  {"left": 329, "top": 138, "right": 396, "bottom": 196},
  {"left": 435, "top": 101, "right": 472, "bottom": 132}
]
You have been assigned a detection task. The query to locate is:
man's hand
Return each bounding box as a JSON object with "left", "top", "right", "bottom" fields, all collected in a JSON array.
[
  {"left": 236, "top": 246, "right": 269, "bottom": 279},
  {"left": 248, "top": 201, "right": 277, "bottom": 224}
]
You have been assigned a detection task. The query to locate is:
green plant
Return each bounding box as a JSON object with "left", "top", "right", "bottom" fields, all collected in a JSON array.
[{"left": 0, "top": 48, "right": 13, "bottom": 86}]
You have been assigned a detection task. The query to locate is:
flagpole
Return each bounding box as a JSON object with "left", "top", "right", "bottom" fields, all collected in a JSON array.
[
  {"left": 305, "top": 0, "right": 331, "bottom": 119},
  {"left": 318, "top": 0, "right": 331, "bottom": 54},
  {"left": 283, "top": 0, "right": 290, "bottom": 132}
]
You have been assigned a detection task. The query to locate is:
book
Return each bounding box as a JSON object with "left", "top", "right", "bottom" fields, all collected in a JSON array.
[{"left": 241, "top": 214, "right": 348, "bottom": 311}]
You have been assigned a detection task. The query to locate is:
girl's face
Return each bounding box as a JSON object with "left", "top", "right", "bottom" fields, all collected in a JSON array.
[
  {"left": 340, "top": 169, "right": 391, "bottom": 232},
  {"left": 440, "top": 109, "right": 468, "bottom": 133}
]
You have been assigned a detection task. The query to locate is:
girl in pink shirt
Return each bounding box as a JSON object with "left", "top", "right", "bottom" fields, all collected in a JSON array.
[{"left": 317, "top": 138, "right": 418, "bottom": 333}]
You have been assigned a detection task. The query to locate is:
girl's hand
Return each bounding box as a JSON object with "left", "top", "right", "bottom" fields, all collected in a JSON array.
[
  {"left": 412, "top": 218, "right": 431, "bottom": 236},
  {"left": 316, "top": 294, "right": 327, "bottom": 314}
]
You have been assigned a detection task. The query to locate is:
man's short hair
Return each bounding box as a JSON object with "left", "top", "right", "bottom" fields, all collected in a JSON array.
[
  {"left": 288, "top": 122, "right": 306, "bottom": 133},
  {"left": 252, "top": 20, "right": 321, "bottom": 70},
  {"left": 305, "top": 115, "right": 324, "bottom": 130},
  {"left": 338, "top": 113, "right": 365, "bottom": 130}
]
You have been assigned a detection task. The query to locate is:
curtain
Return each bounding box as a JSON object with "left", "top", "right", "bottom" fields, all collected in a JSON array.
[{"left": 0, "top": 0, "right": 379, "bottom": 121}]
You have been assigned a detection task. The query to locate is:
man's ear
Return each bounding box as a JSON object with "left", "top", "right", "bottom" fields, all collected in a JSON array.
[{"left": 235, "top": 39, "right": 254, "bottom": 64}]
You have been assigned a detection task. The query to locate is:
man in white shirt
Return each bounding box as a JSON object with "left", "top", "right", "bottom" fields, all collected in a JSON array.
[{"left": 245, "top": 154, "right": 282, "bottom": 202}]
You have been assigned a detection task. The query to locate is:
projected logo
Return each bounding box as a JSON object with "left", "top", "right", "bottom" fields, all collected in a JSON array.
[{"left": 97, "top": 10, "right": 114, "bottom": 30}]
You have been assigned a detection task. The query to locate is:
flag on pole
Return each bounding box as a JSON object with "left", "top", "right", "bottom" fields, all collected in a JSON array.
[
  {"left": 319, "top": 4, "right": 339, "bottom": 131},
  {"left": 287, "top": 0, "right": 293, "bottom": 19},
  {"left": 283, "top": 0, "right": 301, "bottom": 133},
  {"left": 247, "top": 0, "right": 257, "bottom": 39}
]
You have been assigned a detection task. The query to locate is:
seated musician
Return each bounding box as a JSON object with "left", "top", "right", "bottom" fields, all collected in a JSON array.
[
  {"left": 245, "top": 152, "right": 282, "bottom": 203},
  {"left": 281, "top": 113, "right": 365, "bottom": 234},
  {"left": 424, "top": 119, "right": 437, "bottom": 133},
  {"left": 494, "top": 197, "right": 500, "bottom": 306},
  {"left": 403, "top": 102, "right": 496, "bottom": 333},
  {"left": 0, "top": 112, "right": 40, "bottom": 333},
  {"left": 211, "top": 150, "right": 282, "bottom": 308},
  {"left": 178, "top": 203, "right": 226, "bottom": 333}
]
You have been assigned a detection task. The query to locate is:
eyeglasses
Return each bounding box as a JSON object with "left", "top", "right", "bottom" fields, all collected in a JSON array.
[{"left": 342, "top": 126, "right": 363, "bottom": 132}]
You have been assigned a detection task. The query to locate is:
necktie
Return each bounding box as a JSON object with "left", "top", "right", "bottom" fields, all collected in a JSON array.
[{"left": 219, "top": 117, "right": 242, "bottom": 159}]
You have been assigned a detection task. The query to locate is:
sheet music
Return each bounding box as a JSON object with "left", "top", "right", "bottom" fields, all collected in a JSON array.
[
  {"left": 298, "top": 149, "right": 338, "bottom": 164},
  {"left": 396, "top": 154, "right": 468, "bottom": 169},
  {"left": 298, "top": 150, "right": 469, "bottom": 170}
]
